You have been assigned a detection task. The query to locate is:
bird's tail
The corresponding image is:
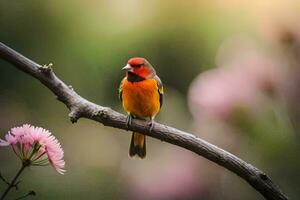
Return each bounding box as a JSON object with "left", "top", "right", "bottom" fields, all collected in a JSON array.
[{"left": 129, "top": 132, "right": 146, "bottom": 158}]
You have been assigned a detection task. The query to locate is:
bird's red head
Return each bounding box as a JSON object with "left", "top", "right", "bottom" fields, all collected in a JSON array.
[
  {"left": 122, "top": 57, "right": 156, "bottom": 79},
  {"left": 128, "top": 57, "right": 145, "bottom": 66}
]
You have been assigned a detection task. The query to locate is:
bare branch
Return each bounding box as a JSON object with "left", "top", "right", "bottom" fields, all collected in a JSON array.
[{"left": 0, "top": 42, "right": 288, "bottom": 200}]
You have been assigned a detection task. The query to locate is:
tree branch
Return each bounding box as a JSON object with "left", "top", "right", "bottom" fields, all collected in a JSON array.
[{"left": 0, "top": 42, "right": 288, "bottom": 200}]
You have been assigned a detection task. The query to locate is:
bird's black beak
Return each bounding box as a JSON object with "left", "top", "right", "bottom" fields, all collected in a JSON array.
[{"left": 122, "top": 64, "right": 132, "bottom": 71}]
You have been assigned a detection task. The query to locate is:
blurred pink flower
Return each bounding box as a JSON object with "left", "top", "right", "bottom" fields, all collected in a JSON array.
[
  {"left": 188, "top": 37, "right": 285, "bottom": 120},
  {"left": 0, "top": 124, "right": 65, "bottom": 174},
  {"left": 188, "top": 68, "right": 255, "bottom": 120},
  {"left": 126, "top": 152, "right": 207, "bottom": 200}
]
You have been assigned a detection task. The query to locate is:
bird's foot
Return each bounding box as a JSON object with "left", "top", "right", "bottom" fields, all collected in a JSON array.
[
  {"left": 148, "top": 118, "right": 155, "bottom": 132},
  {"left": 126, "top": 115, "right": 133, "bottom": 130}
]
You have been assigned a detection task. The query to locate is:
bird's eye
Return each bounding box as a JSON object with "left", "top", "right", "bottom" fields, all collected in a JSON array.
[{"left": 132, "top": 64, "right": 143, "bottom": 68}]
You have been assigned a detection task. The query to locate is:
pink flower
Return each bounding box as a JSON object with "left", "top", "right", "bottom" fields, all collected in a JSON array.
[
  {"left": 0, "top": 124, "right": 65, "bottom": 174},
  {"left": 188, "top": 37, "right": 285, "bottom": 120},
  {"left": 188, "top": 68, "right": 259, "bottom": 120}
]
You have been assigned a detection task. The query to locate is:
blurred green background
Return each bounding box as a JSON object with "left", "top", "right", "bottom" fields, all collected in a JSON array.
[{"left": 1, "top": 0, "right": 300, "bottom": 199}]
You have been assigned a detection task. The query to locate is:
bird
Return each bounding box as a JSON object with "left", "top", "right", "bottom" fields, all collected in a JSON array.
[{"left": 119, "top": 57, "right": 163, "bottom": 158}]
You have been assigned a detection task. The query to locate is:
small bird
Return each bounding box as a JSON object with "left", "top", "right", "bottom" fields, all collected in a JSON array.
[{"left": 119, "top": 57, "right": 163, "bottom": 158}]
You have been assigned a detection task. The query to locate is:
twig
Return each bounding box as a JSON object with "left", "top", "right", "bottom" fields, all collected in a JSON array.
[
  {"left": 0, "top": 163, "right": 27, "bottom": 200},
  {"left": 0, "top": 173, "right": 10, "bottom": 186},
  {"left": 14, "top": 191, "right": 36, "bottom": 200},
  {"left": 0, "top": 42, "right": 288, "bottom": 200},
  {"left": 0, "top": 172, "right": 19, "bottom": 190}
]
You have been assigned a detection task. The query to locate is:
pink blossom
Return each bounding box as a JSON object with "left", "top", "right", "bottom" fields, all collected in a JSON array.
[
  {"left": 188, "top": 37, "right": 285, "bottom": 120},
  {"left": 0, "top": 124, "right": 65, "bottom": 174},
  {"left": 127, "top": 152, "right": 205, "bottom": 200}
]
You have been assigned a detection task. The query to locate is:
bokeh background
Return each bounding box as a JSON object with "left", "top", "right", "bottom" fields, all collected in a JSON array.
[{"left": 1, "top": 0, "right": 300, "bottom": 199}]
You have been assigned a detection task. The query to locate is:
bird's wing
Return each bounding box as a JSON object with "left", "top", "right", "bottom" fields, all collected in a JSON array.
[
  {"left": 119, "top": 77, "right": 126, "bottom": 103},
  {"left": 154, "top": 75, "right": 164, "bottom": 108}
]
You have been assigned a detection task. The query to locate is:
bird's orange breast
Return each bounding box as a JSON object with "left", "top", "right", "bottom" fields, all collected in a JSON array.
[{"left": 121, "top": 78, "right": 160, "bottom": 118}]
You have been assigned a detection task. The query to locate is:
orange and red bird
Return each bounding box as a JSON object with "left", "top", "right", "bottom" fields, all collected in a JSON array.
[{"left": 119, "top": 57, "right": 163, "bottom": 158}]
